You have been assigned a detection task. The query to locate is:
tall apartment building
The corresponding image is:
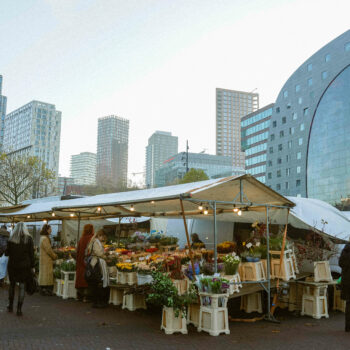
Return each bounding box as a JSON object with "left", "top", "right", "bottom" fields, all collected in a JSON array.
[
  {"left": 145, "top": 131, "right": 178, "bottom": 188},
  {"left": 241, "top": 104, "right": 274, "bottom": 184},
  {"left": 216, "top": 88, "right": 259, "bottom": 168},
  {"left": 266, "top": 30, "right": 350, "bottom": 204},
  {"left": 155, "top": 152, "right": 245, "bottom": 187},
  {"left": 96, "top": 115, "right": 129, "bottom": 188},
  {"left": 0, "top": 75, "right": 7, "bottom": 149},
  {"left": 3, "top": 100, "right": 61, "bottom": 177},
  {"left": 70, "top": 152, "right": 96, "bottom": 185}
]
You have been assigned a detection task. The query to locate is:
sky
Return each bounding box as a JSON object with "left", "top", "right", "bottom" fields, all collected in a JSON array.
[{"left": 1, "top": 0, "right": 350, "bottom": 185}]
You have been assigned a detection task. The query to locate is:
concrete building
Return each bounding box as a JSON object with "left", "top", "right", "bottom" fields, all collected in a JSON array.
[
  {"left": 58, "top": 177, "right": 75, "bottom": 195},
  {"left": 96, "top": 115, "right": 129, "bottom": 188},
  {"left": 241, "top": 104, "right": 274, "bottom": 183},
  {"left": 145, "top": 131, "right": 178, "bottom": 188},
  {"left": 155, "top": 152, "right": 245, "bottom": 187},
  {"left": 70, "top": 152, "right": 96, "bottom": 185},
  {"left": 3, "top": 100, "right": 61, "bottom": 177},
  {"left": 266, "top": 30, "right": 350, "bottom": 204},
  {"left": 0, "top": 75, "right": 7, "bottom": 149},
  {"left": 216, "top": 88, "right": 259, "bottom": 168}
]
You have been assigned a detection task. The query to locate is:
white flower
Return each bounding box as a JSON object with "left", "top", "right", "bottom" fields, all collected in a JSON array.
[
  {"left": 256, "top": 242, "right": 261, "bottom": 247},
  {"left": 246, "top": 243, "right": 252, "bottom": 249},
  {"left": 231, "top": 252, "right": 236, "bottom": 257}
]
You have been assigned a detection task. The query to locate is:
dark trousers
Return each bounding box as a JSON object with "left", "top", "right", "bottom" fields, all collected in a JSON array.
[
  {"left": 346, "top": 300, "right": 350, "bottom": 331},
  {"left": 9, "top": 281, "right": 25, "bottom": 305},
  {"left": 90, "top": 284, "right": 109, "bottom": 306}
]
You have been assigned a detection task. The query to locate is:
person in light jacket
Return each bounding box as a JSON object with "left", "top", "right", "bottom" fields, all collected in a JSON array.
[
  {"left": 0, "top": 224, "right": 10, "bottom": 286},
  {"left": 38, "top": 224, "right": 57, "bottom": 296},
  {"left": 5, "top": 222, "right": 35, "bottom": 316}
]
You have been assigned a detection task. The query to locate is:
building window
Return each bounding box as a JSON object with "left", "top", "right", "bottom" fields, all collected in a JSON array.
[
  {"left": 268, "top": 172, "right": 272, "bottom": 179},
  {"left": 282, "top": 117, "right": 286, "bottom": 124},
  {"left": 273, "top": 121, "right": 277, "bottom": 128},
  {"left": 300, "top": 123, "right": 305, "bottom": 131},
  {"left": 286, "top": 155, "right": 289, "bottom": 162},
  {"left": 277, "top": 158, "right": 282, "bottom": 164},
  {"left": 297, "top": 166, "right": 301, "bottom": 174},
  {"left": 325, "top": 53, "right": 331, "bottom": 62},
  {"left": 296, "top": 179, "right": 301, "bottom": 187},
  {"left": 280, "top": 130, "right": 284, "bottom": 137},
  {"left": 298, "top": 97, "right": 303, "bottom": 105},
  {"left": 276, "top": 107, "right": 280, "bottom": 113},
  {"left": 270, "top": 134, "right": 275, "bottom": 141},
  {"left": 303, "top": 108, "right": 309, "bottom": 117},
  {"left": 297, "top": 152, "right": 301, "bottom": 160},
  {"left": 288, "top": 140, "right": 292, "bottom": 149},
  {"left": 286, "top": 168, "right": 290, "bottom": 176},
  {"left": 283, "top": 90, "right": 288, "bottom": 98},
  {"left": 322, "top": 71, "right": 328, "bottom": 80},
  {"left": 285, "top": 182, "right": 289, "bottom": 189},
  {"left": 308, "top": 78, "right": 313, "bottom": 87},
  {"left": 268, "top": 160, "right": 272, "bottom": 167},
  {"left": 299, "top": 138, "right": 303, "bottom": 146},
  {"left": 278, "top": 144, "right": 283, "bottom": 151},
  {"left": 345, "top": 42, "right": 350, "bottom": 52},
  {"left": 269, "top": 147, "right": 273, "bottom": 154},
  {"left": 276, "top": 184, "right": 281, "bottom": 190},
  {"left": 289, "top": 127, "right": 295, "bottom": 135},
  {"left": 295, "top": 84, "right": 301, "bottom": 93},
  {"left": 277, "top": 170, "right": 281, "bottom": 178},
  {"left": 293, "top": 113, "right": 297, "bottom": 120},
  {"left": 307, "top": 63, "right": 312, "bottom": 72}
]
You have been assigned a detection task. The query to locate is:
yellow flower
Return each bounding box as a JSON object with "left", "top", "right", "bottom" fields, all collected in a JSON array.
[{"left": 242, "top": 242, "right": 246, "bottom": 246}]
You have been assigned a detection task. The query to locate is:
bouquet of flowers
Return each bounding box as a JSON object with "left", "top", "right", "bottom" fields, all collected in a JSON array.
[
  {"left": 222, "top": 253, "right": 240, "bottom": 275},
  {"left": 116, "top": 263, "right": 136, "bottom": 272},
  {"left": 217, "top": 241, "right": 236, "bottom": 253}
]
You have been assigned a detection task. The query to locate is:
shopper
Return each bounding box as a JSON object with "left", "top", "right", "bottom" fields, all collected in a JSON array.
[
  {"left": 86, "top": 229, "right": 109, "bottom": 308},
  {"left": 75, "top": 224, "right": 94, "bottom": 301},
  {"left": 5, "top": 222, "right": 35, "bottom": 316},
  {"left": 38, "top": 224, "right": 57, "bottom": 296},
  {"left": 191, "top": 233, "right": 204, "bottom": 248},
  {"left": 339, "top": 243, "right": 350, "bottom": 332},
  {"left": 0, "top": 225, "right": 10, "bottom": 286}
]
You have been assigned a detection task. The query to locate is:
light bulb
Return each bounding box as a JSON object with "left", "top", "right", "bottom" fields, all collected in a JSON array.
[
  {"left": 233, "top": 208, "right": 238, "bottom": 213},
  {"left": 198, "top": 203, "right": 203, "bottom": 210},
  {"left": 151, "top": 201, "right": 155, "bottom": 204},
  {"left": 70, "top": 213, "right": 74, "bottom": 217},
  {"left": 130, "top": 205, "right": 135, "bottom": 212},
  {"left": 97, "top": 207, "right": 102, "bottom": 212},
  {"left": 238, "top": 210, "right": 242, "bottom": 216},
  {"left": 203, "top": 207, "right": 209, "bottom": 215},
  {"left": 52, "top": 212, "right": 55, "bottom": 217},
  {"left": 27, "top": 215, "right": 30, "bottom": 219}
]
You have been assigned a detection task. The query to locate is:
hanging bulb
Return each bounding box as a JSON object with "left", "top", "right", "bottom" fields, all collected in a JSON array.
[
  {"left": 70, "top": 213, "right": 75, "bottom": 217},
  {"left": 233, "top": 208, "right": 238, "bottom": 213},
  {"left": 151, "top": 201, "right": 155, "bottom": 204},
  {"left": 203, "top": 207, "right": 209, "bottom": 215},
  {"left": 130, "top": 205, "right": 135, "bottom": 212},
  {"left": 198, "top": 203, "right": 203, "bottom": 211},
  {"left": 52, "top": 212, "right": 55, "bottom": 217},
  {"left": 238, "top": 210, "right": 242, "bottom": 216},
  {"left": 27, "top": 215, "right": 31, "bottom": 219}
]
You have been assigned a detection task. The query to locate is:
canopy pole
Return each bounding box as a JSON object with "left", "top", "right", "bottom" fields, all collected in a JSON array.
[
  {"left": 76, "top": 213, "right": 81, "bottom": 243},
  {"left": 265, "top": 206, "right": 272, "bottom": 321},
  {"left": 180, "top": 199, "right": 196, "bottom": 277},
  {"left": 117, "top": 217, "right": 121, "bottom": 247},
  {"left": 213, "top": 201, "right": 218, "bottom": 273}
]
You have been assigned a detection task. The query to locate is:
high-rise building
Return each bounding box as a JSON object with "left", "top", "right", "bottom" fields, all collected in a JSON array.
[
  {"left": 216, "top": 88, "right": 259, "bottom": 168},
  {"left": 96, "top": 115, "right": 129, "bottom": 188},
  {"left": 266, "top": 30, "right": 350, "bottom": 204},
  {"left": 3, "top": 100, "right": 61, "bottom": 177},
  {"left": 70, "top": 152, "right": 96, "bottom": 185},
  {"left": 155, "top": 152, "right": 245, "bottom": 187},
  {"left": 241, "top": 104, "right": 274, "bottom": 184},
  {"left": 0, "top": 75, "right": 7, "bottom": 149},
  {"left": 145, "top": 131, "right": 178, "bottom": 188}
]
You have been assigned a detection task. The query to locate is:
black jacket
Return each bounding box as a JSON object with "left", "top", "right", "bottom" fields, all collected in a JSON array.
[
  {"left": 5, "top": 236, "right": 35, "bottom": 283},
  {"left": 339, "top": 243, "right": 350, "bottom": 300}
]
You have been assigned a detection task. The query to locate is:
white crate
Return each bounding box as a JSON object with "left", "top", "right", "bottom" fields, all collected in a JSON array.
[
  {"left": 240, "top": 292, "right": 263, "bottom": 313},
  {"left": 161, "top": 306, "right": 188, "bottom": 335},
  {"left": 109, "top": 287, "right": 124, "bottom": 306},
  {"left": 137, "top": 273, "right": 153, "bottom": 285},
  {"left": 223, "top": 273, "right": 242, "bottom": 294},
  {"left": 333, "top": 287, "right": 346, "bottom": 313},
  {"left": 314, "top": 261, "right": 332, "bottom": 282},
  {"left": 269, "top": 250, "right": 296, "bottom": 281},
  {"left": 240, "top": 262, "right": 266, "bottom": 281},
  {"left": 301, "top": 285, "right": 329, "bottom": 319},
  {"left": 126, "top": 272, "right": 137, "bottom": 285},
  {"left": 172, "top": 278, "right": 189, "bottom": 295},
  {"left": 187, "top": 303, "right": 200, "bottom": 327},
  {"left": 122, "top": 293, "right": 147, "bottom": 311},
  {"left": 55, "top": 279, "right": 63, "bottom": 297}
]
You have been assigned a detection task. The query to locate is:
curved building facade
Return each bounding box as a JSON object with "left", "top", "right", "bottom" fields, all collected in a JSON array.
[{"left": 266, "top": 30, "right": 350, "bottom": 204}]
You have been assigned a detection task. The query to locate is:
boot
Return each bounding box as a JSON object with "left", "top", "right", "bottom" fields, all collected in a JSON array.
[
  {"left": 7, "top": 299, "right": 13, "bottom": 312},
  {"left": 16, "top": 302, "right": 23, "bottom": 316}
]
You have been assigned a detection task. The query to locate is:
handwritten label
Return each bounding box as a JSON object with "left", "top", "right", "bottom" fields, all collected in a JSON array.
[
  {"left": 139, "top": 257, "right": 145, "bottom": 261},
  {"left": 125, "top": 259, "right": 131, "bottom": 263}
]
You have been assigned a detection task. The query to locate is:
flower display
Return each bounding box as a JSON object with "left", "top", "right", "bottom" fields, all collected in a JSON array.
[
  {"left": 222, "top": 253, "right": 240, "bottom": 275},
  {"left": 116, "top": 263, "right": 136, "bottom": 272},
  {"left": 217, "top": 241, "right": 235, "bottom": 253}
]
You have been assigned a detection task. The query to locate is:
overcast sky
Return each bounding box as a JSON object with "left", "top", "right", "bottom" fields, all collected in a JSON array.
[{"left": 1, "top": 0, "right": 349, "bottom": 184}]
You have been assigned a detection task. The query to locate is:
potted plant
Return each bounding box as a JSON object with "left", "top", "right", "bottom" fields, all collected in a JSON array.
[{"left": 222, "top": 253, "right": 240, "bottom": 275}]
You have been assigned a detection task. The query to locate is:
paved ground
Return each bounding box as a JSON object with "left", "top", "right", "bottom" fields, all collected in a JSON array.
[{"left": 0, "top": 286, "right": 349, "bottom": 350}]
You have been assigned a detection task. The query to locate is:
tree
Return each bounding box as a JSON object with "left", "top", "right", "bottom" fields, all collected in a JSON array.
[
  {"left": 179, "top": 168, "right": 209, "bottom": 184},
  {"left": 0, "top": 152, "right": 56, "bottom": 205}
]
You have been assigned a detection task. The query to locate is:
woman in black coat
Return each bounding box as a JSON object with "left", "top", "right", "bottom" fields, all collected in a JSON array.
[
  {"left": 339, "top": 243, "right": 350, "bottom": 332},
  {"left": 5, "top": 222, "right": 35, "bottom": 316}
]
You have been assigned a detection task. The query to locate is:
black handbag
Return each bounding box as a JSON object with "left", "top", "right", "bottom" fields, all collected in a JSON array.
[
  {"left": 84, "top": 256, "right": 102, "bottom": 284},
  {"left": 26, "top": 271, "right": 38, "bottom": 295}
]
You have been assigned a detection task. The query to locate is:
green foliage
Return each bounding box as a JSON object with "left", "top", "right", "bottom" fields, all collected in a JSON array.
[
  {"left": 159, "top": 236, "right": 179, "bottom": 246},
  {"left": 179, "top": 168, "right": 209, "bottom": 184},
  {"left": 0, "top": 152, "right": 56, "bottom": 205},
  {"left": 60, "top": 260, "right": 76, "bottom": 272}
]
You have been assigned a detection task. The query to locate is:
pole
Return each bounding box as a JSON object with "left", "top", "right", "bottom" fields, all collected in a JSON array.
[
  {"left": 180, "top": 199, "right": 196, "bottom": 276},
  {"left": 77, "top": 213, "right": 81, "bottom": 242},
  {"left": 186, "top": 140, "right": 189, "bottom": 173},
  {"left": 213, "top": 201, "right": 218, "bottom": 273},
  {"left": 266, "top": 206, "right": 271, "bottom": 318},
  {"left": 117, "top": 217, "right": 121, "bottom": 247}
]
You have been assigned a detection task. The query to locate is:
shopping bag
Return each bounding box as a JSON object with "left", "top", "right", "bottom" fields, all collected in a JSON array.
[{"left": 0, "top": 254, "right": 8, "bottom": 279}]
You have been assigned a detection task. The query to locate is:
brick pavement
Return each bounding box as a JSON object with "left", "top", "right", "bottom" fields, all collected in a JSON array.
[{"left": 0, "top": 286, "right": 349, "bottom": 350}]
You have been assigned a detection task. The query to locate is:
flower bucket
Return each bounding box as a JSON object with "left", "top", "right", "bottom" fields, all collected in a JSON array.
[
  {"left": 224, "top": 262, "right": 239, "bottom": 275},
  {"left": 246, "top": 256, "right": 260, "bottom": 262}
]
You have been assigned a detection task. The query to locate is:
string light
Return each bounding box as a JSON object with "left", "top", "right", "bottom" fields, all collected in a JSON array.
[
  {"left": 130, "top": 205, "right": 135, "bottom": 212},
  {"left": 238, "top": 210, "right": 242, "bottom": 216},
  {"left": 70, "top": 213, "right": 75, "bottom": 217},
  {"left": 97, "top": 207, "right": 102, "bottom": 212},
  {"left": 233, "top": 207, "right": 239, "bottom": 213},
  {"left": 151, "top": 201, "right": 155, "bottom": 204},
  {"left": 27, "top": 215, "right": 31, "bottom": 219},
  {"left": 203, "top": 207, "right": 209, "bottom": 215},
  {"left": 52, "top": 212, "right": 55, "bottom": 217},
  {"left": 43, "top": 220, "right": 47, "bottom": 223},
  {"left": 198, "top": 203, "right": 203, "bottom": 210}
]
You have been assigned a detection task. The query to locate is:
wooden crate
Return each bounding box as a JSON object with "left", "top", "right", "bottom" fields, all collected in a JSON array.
[
  {"left": 288, "top": 283, "right": 303, "bottom": 312},
  {"left": 333, "top": 287, "right": 346, "bottom": 313},
  {"left": 240, "top": 261, "right": 266, "bottom": 281}
]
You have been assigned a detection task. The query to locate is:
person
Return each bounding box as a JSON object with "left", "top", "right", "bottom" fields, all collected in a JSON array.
[
  {"left": 86, "top": 229, "right": 109, "bottom": 308},
  {"left": 0, "top": 225, "right": 10, "bottom": 286},
  {"left": 38, "top": 224, "right": 57, "bottom": 296},
  {"left": 75, "top": 224, "right": 94, "bottom": 301},
  {"left": 191, "top": 233, "right": 204, "bottom": 248},
  {"left": 339, "top": 243, "right": 350, "bottom": 332},
  {"left": 5, "top": 222, "right": 35, "bottom": 316}
]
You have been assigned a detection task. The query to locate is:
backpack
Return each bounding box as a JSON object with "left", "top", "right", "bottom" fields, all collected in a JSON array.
[{"left": 84, "top": 256, "right": 102, "bottom": 285}]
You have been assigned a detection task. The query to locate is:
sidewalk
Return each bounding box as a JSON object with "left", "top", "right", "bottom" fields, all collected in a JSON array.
[{"left": 0, "top": 286, "right": 349, "bottom": 350}]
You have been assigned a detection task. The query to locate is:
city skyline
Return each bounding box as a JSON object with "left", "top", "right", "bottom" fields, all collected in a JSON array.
[{"left": 1, "top": 1, "right": 350, "bottom": 181}]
